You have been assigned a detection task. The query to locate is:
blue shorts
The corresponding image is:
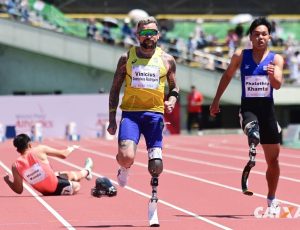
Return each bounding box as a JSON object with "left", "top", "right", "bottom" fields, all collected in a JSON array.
[{"left": 118, "top": 111, "right": 164, "bottom": 149}]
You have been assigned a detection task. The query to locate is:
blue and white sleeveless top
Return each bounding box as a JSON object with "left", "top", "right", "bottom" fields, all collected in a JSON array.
[{"left": 240, "top": 49, "right": 275, "bottom": 100}]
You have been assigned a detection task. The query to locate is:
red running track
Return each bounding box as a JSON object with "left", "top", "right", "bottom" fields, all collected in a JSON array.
[{"left": 1, "top": 134, "right": 300, "bottom": 229}]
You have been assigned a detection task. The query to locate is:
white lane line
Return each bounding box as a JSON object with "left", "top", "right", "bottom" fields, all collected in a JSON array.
[
  {"left": 162, "top": 167, "right": 300, "bottom": 208},
  {"left": 0, "top": 161, "right": 75, "bottom": 230},
  {"left": 167, "top": 145, "right": 300, "bottom": 169},
  {"left": 163, "top": 153, "right": 300, "bottom": 183},
  {"left": 52, "top": 157, "right": 232, "bottom": 230},
  {"left": 80, "top": 145, "right": 300, "bottom": 207},
  {"left": 84, "top": 138, "right": 300, "bottom": 183},
  {"left": 207, "top": 143, "right": 300, "bottom": 160},
  {"left": 84, "top": 138, "right": 300, "bottom": 164},
  {"left": 50, "top": 139, "right": 300, "bottom": 208},
  {"left": 49, "top": 138, "right": 300, "bottom": 226}
]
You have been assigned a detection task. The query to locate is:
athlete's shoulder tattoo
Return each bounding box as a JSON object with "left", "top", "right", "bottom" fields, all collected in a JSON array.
[
  {"left": 161, "top": 51, "right": 176, "bottom": 73},
  {"left": 108, "top": 52, "right": 129, "bottom": 113},
  {"left": 162, "top": 51, "right": 178, "bottom": 93}
]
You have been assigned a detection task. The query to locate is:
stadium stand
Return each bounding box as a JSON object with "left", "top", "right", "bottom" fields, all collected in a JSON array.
[{"left": 41, "top": 0, "right": 300, "bottom": 15}]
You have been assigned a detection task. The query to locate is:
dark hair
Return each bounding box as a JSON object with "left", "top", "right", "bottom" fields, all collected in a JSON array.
[
  {"left": 137, "top": 16, "right": 158, "bottom": 30},
  {"left": 13, "top": 134, "right": 31, "bottom": 152},
  {"left": 249, "top": 17, "right": 272, "bottom": 35}
]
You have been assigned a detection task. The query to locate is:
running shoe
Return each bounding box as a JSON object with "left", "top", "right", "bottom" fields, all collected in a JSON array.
[
  {"left": 268, "top": 198, "right": 280, "bottom": 215},
  {"left": 117, "top": 167, "right": 129, "bottom": 187},
  {"left": 84, "top": 157, "right": 93, "bottom": 180}
]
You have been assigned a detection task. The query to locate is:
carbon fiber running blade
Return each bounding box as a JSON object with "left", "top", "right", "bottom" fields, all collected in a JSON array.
[
  {"left": 243, "top": 189, "right": 254, "bottom": 196},
  {"left": 148, "top": 199, "right": 159, "bottom": 227},
  {"left": 241, "top": 161, "right": 255, "bottom": 196}
]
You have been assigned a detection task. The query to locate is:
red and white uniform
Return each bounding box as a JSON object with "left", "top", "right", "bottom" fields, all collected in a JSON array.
[{"left": 15, "top": 152, "right": 58, "bottom": 194}]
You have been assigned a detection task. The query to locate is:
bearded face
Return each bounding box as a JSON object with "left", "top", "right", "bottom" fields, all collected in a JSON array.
[
  {"left": 140, "top": 38, "right": 157, "bottom": 49},
  {"left": 137, "top": 25, "right": 160, "bottom": 51}
]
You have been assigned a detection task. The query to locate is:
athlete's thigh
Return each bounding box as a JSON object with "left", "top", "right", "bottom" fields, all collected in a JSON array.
[
  {"left": 50, "top": 176, "right": 74, "bottom": 196},
  {"left": 239, "top": 109, "right": 258, "bottom": 130},
  {"left": 141, "top": 112, "right": 164, "bottom": 149},
  {"left": 118, "top": 112, "right": 141, "bottom": 144},
  {"left": 257, "top": 104, "right": 280, "bottom": 144},
  {"left": 259, "top": 118, "right": 281, "bottom": 144}
]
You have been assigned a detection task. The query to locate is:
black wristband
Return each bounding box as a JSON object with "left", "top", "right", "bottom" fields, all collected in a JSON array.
[{"left": 168, "top": 91, "right": 179, "bottom": 100}]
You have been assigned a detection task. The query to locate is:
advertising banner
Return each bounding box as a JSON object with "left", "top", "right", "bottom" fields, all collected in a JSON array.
[
  {"left": 0, "top": 94, "right": 180, "bottom": 138},
  {"left": 0, "top": 94, "right": 117, "bottom": 138}
]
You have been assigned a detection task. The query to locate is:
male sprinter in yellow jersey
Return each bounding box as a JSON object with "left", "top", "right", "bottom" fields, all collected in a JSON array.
[{"left": 107, "top": 16, "right": 179, "bottom": 226}]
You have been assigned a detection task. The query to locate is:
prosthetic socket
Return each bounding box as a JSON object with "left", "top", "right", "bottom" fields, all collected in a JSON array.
[{"left": 244, "top": 121, "right": 260, "bottom": 148}]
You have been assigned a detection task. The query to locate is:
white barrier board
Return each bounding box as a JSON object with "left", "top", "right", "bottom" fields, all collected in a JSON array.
[{"left": 0, "top": 94, "right": 120, "bottom": 138}]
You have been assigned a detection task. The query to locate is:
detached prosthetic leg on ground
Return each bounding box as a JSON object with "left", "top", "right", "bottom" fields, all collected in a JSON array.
[
  {"left": 241, "top": 121, "right": 260, "bottom": 196},
  {"left": 148, "top": 148, "right": 163, "bottom": 227}
]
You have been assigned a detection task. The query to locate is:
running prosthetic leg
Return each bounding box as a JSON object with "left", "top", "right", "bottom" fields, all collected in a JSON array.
[
  {"left": 148, "top": 177, "right": 159, "bottom": 227},
  {"left": 147, "top": 148, "right": 163, "bottom": 227},
  {"left": 241, "top": 121, "right": 260, "bottom": 196},
  {"left": 241, "top": 143, "right": 256, "bottom": 195}
]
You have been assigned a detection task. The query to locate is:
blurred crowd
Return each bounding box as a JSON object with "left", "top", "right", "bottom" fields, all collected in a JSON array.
[
  {"left": 84, "top": 16, "right": 300, "bottom": 85},
  {"left": 1, "top": 0, "right": 300, "bottom": 85},
  {"left": 0, "top": 0, "right": 64, "bottom": 31},
  {"left": 0, "top": 0, "right": 29, "bottom": 22}
]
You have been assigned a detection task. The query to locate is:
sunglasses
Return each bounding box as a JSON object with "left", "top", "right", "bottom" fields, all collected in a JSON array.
[{"left": 138, "top": 29, "right": 158, "bottom": 36}]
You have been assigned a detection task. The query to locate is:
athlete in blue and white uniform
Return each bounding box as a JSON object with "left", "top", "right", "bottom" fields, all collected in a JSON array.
[
  {"left": 210, "top": 17, "right": 284, "bottom": 214},
  {"left": 240, "top": 49, "right": 281, "bottom": 144}
]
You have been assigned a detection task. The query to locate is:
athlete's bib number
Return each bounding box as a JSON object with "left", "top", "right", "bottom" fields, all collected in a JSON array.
[
  {"left": 131, "top": 65, "right": 160, "bottom": 89},
  {"left": 245, "top": 75, "right": 271, "bottom": 98},
  {"left": 23, "top": 163, "right": 46, "bottom": 185}
]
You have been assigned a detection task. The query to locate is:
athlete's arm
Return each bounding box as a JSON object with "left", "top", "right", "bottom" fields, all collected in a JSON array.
[
  {"left": 107, "top": 52, "right": 127, "bottom": 135},
  {"left": 210, "top": 49, "right": 242, "bottom": 117},
  {"left": 164, "top": 52, "right": 179, "bottom": 114},
  {"left": 267, "top": 54, "right": 284, "bottom": 89},
  {"left": 4, "top": 164, "right": 24, "bottom": 194},
  {"left": 38, "top": 145, "right": 76, "bottom": 159}
]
